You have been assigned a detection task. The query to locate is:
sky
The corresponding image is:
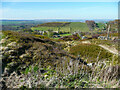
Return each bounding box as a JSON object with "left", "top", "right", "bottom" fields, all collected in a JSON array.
[
  {"left": 1, "top": 2, "right": 118, "bottom": 20},
  {"left": 1, "top": 0, "right": 120, "bottom": 2}
]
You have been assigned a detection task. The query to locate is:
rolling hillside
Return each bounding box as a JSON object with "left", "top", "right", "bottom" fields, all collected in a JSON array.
[
  {"left": 69, "top": 22, "right": 89, "bottom": 32},
  {"left": 31, "top": 22, "right": 106, "bottom": 33}
]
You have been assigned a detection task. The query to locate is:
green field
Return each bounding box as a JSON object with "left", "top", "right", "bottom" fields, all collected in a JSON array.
[
  {"left": 31, "top": 26, "right": 71, "bottom": 32},
  {"left": 69, "top": 22, "right": 90, "bottom": 32},
  {"left": 31, "top": 22, "right": 91, "bottom": 33},
  {"left": 60, "top": 33, "right": 72, "bottom": 36},
  {"left": 32, "top": 22, "right": 106, "bottom": 33},
  {"left": 31, "top": 27, "right": 58, "bottom": 31}
]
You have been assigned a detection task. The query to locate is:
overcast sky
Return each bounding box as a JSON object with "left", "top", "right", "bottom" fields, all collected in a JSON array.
[{"left": 1, "top": 2, "right": 118, "bottom": 20}]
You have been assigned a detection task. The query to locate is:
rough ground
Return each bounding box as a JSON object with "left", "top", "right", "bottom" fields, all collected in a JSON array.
[
  {"left": 0, "top": 31, "right": 119, "bottom": 88},
  {"left": 99, "top": 44, "right": 119, "bottom": 55}
]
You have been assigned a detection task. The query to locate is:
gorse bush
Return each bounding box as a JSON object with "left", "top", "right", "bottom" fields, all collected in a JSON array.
[
  {"left": 33, "top": 35, "right": 49, "bottom": 39},
  {"left": 2, "top": 31, "right": 53, "bottom": 45}
]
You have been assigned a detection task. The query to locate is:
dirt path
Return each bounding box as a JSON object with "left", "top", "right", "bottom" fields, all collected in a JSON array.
[{"left": 99, "top": 45, "right": 119, "bottom": 55}]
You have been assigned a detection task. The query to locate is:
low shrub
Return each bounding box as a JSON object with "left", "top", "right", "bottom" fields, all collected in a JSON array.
[{"left": 69, "top": 44, "right": 113, "bottom": 62}]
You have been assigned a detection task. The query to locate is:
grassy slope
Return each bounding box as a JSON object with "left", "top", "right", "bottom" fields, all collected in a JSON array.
[
  {"left": 69, "top": 22, "right": 89, "bottom": 32},
  {"left": 69, "top": 44, "right": 118, "bottom": 63},
  {"left": 31, "top": 22, "right": 90, "bottom": 32},
  {"left": 31, "top": 27, "right": 58, "bottom": 31}
]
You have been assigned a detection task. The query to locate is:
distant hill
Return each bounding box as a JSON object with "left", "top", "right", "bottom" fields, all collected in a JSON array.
[
  {"left": 1, "top": 19, "right": 114, "bottom": 25},
  {"left": 31, "top": 22, "right": 106, "bottom": 33}
]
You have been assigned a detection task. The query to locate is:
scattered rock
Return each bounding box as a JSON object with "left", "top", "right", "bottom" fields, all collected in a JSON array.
[
  {"left": 1, "top": 47, "right": 10, "bottom": 51},
  {"left": 7, "top": 42, "right": 17, "bottom": 47},
  {"left": 19, "top": 54, "right": 29, "bottom": 59},
  {"left": 0, "top": 39, "right": 7, "bottom": 44},
  {"left": 5, "top": 36, "right": 9, "bottom": 39},
  {"left": 0, "top": 78, "right": 7, "bottom": 89},
  {"left": 10, "top": 71, "right": 17, "bottom": 76},
  {"left": 87, "top": 63, "right": 94, "bottom": 67},
  {"left": 7, "top": 62, "right": 18, "bottom": 68},
  {"left": 7, "top": 50, "right": 16, "bottom": 55},
  {"left": 82, "top": 41, "right": 91, "bottom": 44},
  {"left": 3, "top": 68, "right": 10, "bottom": 76},
  {"left": 112, "top": 37, "right": 118, "bottom": 41},
  {"left": 46, "top": 77, "right": 55, "bottom": 87},
  {"left": 82, "top": 36, "right": 88, "bottom": 40},
  {"left": 8, "top": 55, "right": 16, "bottom": 59}
]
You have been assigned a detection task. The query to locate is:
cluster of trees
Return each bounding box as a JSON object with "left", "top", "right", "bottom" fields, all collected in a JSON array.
[
  {"left": 107, "top": 19, "right": 120, "bottom": 31},
  {"left": 2, "top": 24, "right": 34, "bottom": 31},
  {"left": 109, "top": 19, "right": 120, "bottom": 25},
  {"left": 37, "top": 22, "right": 70, "bottom": 27},
  {"left": 85, "top": 20, "right": 97, "bottom": 31},
  {"left": 2, "top": 21, "right": 44, "bottom": 31}
]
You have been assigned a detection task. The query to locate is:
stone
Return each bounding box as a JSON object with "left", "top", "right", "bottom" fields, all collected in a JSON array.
[
  {"left": 7, "top": 62, "right": 17, "bottom": 68},
  {"left": 19, "top": 54, "right": 29, "bottom": 59},
  {"left": 112, "top": 37, "right": 118, "bottom": 41},
  {"left": 82, "top": 36, "right": 88, "bottom": 40},
  {"left": 0, "top": 78, "right": 6, "bottom": 89},
  {"left": 8, "top": 55, "right": 16, "bottom": 59},
  {"left": 87, "top": 63, "right": 93, "bottom": 67},
  {"left": 7, "top": 42, "right": 17, "bottom": 47},
  {"left": 1, "top": 47, "right": 10, "bottom": 51},
  {"left": 46, "top": 77, "right": 55, "bottom": 87},
  {"left": 10, "top": 71, "right": 17, "bottom": 76},
  {"left": 3, "top": 68, "right": 10, "bottom": 76},
  {"left": 5, "top": 50, "right": 16, "bottom": 55},
  {"left": 82, "top": 41, "right": 91, "bottom": 44},
  {"left": 5, "top": 36, "right": 9, "bottom": 39},
  {"left": 8, "top": 50, "right": 15, "bottom": 54},
  {"left": 0, "top": 39, "right": 7, "bottom": 44}
]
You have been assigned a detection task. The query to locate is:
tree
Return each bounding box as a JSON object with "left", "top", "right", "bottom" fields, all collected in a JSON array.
[
  {"left": 85, "top": 20, "right": 96, "bottom": 31},
  {"left": 48, "top": 29, "right": 54, "bottom": 37}
]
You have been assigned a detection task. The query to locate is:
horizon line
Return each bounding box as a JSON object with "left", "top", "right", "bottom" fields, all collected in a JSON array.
[{"left": 0, "top": 19, "right": 116, "bottom": 20}]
